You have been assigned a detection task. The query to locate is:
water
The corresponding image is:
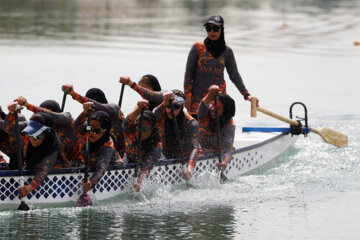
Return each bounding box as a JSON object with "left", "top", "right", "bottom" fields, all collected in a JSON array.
[{"left": 0, "top": 0, "right": 360, "bottom": 239}]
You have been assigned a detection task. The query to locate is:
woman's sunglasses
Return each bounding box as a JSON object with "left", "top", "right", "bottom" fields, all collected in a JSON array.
[
  {"left": 205, "top": 25, "right": 220, "bottom": 32},
  {"left": 29, "top": 133, "right": 44, "bottom": 140},
  {"left": 90, "top": 127, "right": 106, "bottom": 134},
  {"left": 166, "top": 104, "right": 181, "bottom": 110},
  {"left": 135, "top": 125, "right": 152, "bottom": 132}
]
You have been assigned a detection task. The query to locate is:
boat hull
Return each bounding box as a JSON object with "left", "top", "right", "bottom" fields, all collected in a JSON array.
[{"left": 0, "top": 132, "right": 297, "bottom": 209}]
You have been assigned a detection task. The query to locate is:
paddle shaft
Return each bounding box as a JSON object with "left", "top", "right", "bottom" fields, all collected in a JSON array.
[
  {"left": 134, "top": 108, "right": 144, "bottom": 181},
  {"left": 118, "top": 83, "right": 125, "bottom": 108},
  {"left": 214, "top": 96, "right": 228, "bottom": 182},
  {"left": 84, "top": 111, "right": 91, "bottom": 182},
  {"left": 75, "top": 110, "right": 93, "bottom": 207},
  {"left": 61, "top": 91, "right": 67, "bottom": 112},
  {"left": 251, "top": 98, "right": 348, "bottom": 147},
  {"left": 258, "top": 107, "right": 323, "bottom": 135},
  {"left": 14, "top": 109, "right": 29, "bottom": 211},
  {"left": 214, "top": 96, "right": 222, "bottom": 163}
]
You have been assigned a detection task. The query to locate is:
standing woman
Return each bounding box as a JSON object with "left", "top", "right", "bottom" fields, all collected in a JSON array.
[
  {"left": 74, "top": 103, "right": 121, "bottom": 194},
  {"left": 184, "top": 14, "right": 253, "bottom": 118},
  {"left": 122, "top": 100, "right": 162, "bottom": 192}
]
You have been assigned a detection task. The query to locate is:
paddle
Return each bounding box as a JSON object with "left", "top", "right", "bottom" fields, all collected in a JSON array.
[
  {"left": 14, "top": 107, "right": 30, "bottom": 211},
  {"left": 76, "top": 110, "right": 93, "bottom": 207},
  {"left": 61, "top": 91, "right": 67, "bottom": 112},
  {"left": 118, "top": 83, "right": 125, "bottom": 108},
  {"left": 133, "top": 108, "right": 144, "bottom": 189},
  {"left": 250, "top": 97, "right": 348, "bottom": 147},
  {"left": 169, "top": 100, "right": 193, "bottom": 188},
  {"left": 214, "top": 95, "right": 228, "bottom": 183}
]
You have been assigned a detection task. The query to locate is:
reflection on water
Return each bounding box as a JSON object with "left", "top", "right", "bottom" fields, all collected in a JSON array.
[
  {"left": 0, "top": 205, "right": 235, "bottom": 239},
  {"left": 1, "top": 0, "right": 359, "bottom": 55}
]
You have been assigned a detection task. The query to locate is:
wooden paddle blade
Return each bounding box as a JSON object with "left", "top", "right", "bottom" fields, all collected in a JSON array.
[
  {"left": 313, "top": 127, "right": 348, "bottom": 147},
  {"left": 17, "top": 201, "right": 30, "bottom": 211},
  {"left": 76, "top": 193, "right": 93, "bottom": 207}
]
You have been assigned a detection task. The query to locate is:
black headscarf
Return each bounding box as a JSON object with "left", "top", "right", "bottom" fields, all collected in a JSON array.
[
  {"left": 142, "top": 74, "right": 162, "bottom": 92},
  {"left": 210, "top": 93, "right": 235, "bottom": 131},
  {"left": 40, "top": 100, "right": 61, "bottom": 113},
  {"left": 85, "top": 88, "right": 108, "bottom": 104},
  {"left": 88, "top": 111, "right": 111, "bottom": 153},
  {"left": 25, "top": 113, "right": 59, "bottom": 170},
  {"left": 204, "top": 25, "right": 226, "bottom": 58},
  {"left": 140, "top": 74, "right": 162, "bottom": 111},
  {"left": 0, "top": 106, "right": 8, "bottom": 143},
  {"left": 0, "top": 106, "right": 6, "bottom": 120},
  {"left": 0, "top": 128, "right": 8, "bottom": 144}
]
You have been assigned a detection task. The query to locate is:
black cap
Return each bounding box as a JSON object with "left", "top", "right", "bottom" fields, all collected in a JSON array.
[{"left": 204, "top": 14, "right": 224, "bottom": 26}]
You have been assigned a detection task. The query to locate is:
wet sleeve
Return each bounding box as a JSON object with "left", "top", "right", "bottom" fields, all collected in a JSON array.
[
  {"left": 122, "top": 116, "right": 136, "bottom": 135},
  {"left": 145, "top": 145, "right": 161, "bottom": 169},
  {"left": 89, "top": 147, "right": 112, "bottom": 186},
  {"left": 51, "top": 112, "right": 73, "bottom": 126},
  {"left": 132, "top": 83, "right": 164, "bottom": 104},
  {"left": 95, "top": 103, "right": 118, "bottom": 117},
  {"left": 72, "top": 92, "right": 90, "bottom": 104},
  {"left": 225, "top": 47, "right": 249, "bottom": 97},
  {"left": 27, "top": 104, "right": 43, "bottom": 114},
  {"left": 184, "top": 44, "right": 199, "bottom": 98},
  {"left": 74, "top": 112, "right": 87, "bottom": 134},
  {"left": 186, "top": 120, "right": 199, "bottom": 168},
  {"left": 30, "top": 151, "right": 58, "bottom": 190},
  {"left": 197, "top": 101, "right": 211, "bottom": 120},
  {"left": 222, "top": 122, "right": 235, "bottom": 157},
  {"left": 153, "top": 104, "right": 166, "bottom": 122},
  {"left": 3, "top": 114, "right": 28, "bottom": 134},
  {"left": 27, "top": 104, "right": 72, "bottom": 125}
]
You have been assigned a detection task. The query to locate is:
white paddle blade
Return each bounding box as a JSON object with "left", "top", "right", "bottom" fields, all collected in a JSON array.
[{"left": 318, "top": 127, "right": 348, "bottom": 147}]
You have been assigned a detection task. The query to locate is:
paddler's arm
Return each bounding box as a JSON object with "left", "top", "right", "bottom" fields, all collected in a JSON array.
[
  {"left": 16, "top": 96, "right": 72, "bottom": 126},
  {"left": 62, "top": 84, "right": 90, "bottom": 104},
  {"left": 119, "top": 76, "right": 164, "bottom": 104},
  {"left": 88, "top": 147, "right": 112, "bottom": 188},
  {"left": 18, "top": 150, "right": 58, "bottom": 198},
  {"left": 184, "top": 119, "right": 199, "bottom": 180}
]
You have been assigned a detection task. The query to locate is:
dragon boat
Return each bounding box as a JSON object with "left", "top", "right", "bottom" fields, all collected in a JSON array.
[
  {"left": 1, "top": 102, "right": 317, "bottom": 210},
  {"left": 0, "top": 128, "right": 301, "bottom": 210}
]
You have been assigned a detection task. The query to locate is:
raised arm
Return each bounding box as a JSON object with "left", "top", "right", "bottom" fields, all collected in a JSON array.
[
  {"left": 4, "top": 102, "right": 27, "bottom": 134},
  {"left": 153, "top": 91, "right": 173, "bottom": 121},
  {"left": 16, "top": 96, "right": 72, "bottom": 126},
  {"left": 197, "top": 85, "right": 220, "bottom": 120},
  {"left": 123, "top": 100, "right": 149, "bottom": 135},
  {"left": 62, "top": 84, "right": 90, "bottom": 104},
  {"left": 119, "top": 76, "right": 163, "bottom": 104}
]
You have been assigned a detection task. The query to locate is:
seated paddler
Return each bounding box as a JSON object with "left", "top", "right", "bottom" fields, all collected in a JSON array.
[
  {"left": 122, "top": 100, "right": 162, "bottom": 192},
  {"left": 74, "top": 102, "right": 121, "bottom": 194},
  {"left": 5, "top": 102, "right": 69, "bottom": 198},
  {"left": 197, "top": 85, "right": 236, "bottom": 172}
]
